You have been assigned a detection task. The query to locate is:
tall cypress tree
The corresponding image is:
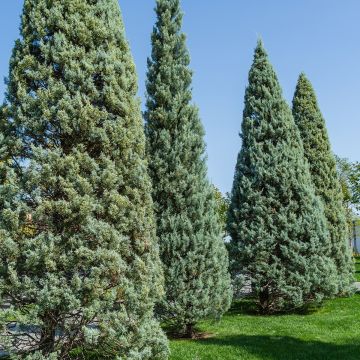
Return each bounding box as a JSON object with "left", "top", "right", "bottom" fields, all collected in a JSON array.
[
  {"left": 145, "top": 0, "right": 232, "bottom": 336},
  {"left": 292, "top": 73, "right": 354, "bottom": 294},
  {"left": 0, "top": 1, "right": 168, "bottom": 358},
  {"left": 228, "top": 41, "right": 338, "bottom": 313}
]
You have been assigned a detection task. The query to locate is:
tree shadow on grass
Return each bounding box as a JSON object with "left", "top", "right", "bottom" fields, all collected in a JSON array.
[
  {"left": 199, "top": 335, "right": 360, "bottom": 360},
  {"left": 228, "top": 298, "right": 321, "bottom": 316}
]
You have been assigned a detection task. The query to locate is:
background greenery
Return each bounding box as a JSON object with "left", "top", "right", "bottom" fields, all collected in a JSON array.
[{"left": 355, "top": 256, "right": 360, "bottom": 281}]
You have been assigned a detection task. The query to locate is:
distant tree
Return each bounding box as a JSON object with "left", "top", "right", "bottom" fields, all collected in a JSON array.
[
  {"left": 145, "top": 0, "right": 232, "bottom": 336},
  {"left": 292, "top": 74, "right": 353, "bottom": 294},
  {"left": 228, "top": 41, "right": 338, "bottom": 314},
  {"left": 335, "top": 156, "right": 358, "bottom": 230},
  {"left": 335, "top": 156, "right": 354, "bottom": 208},
  {"left": 212, "top": 186, "right": 230, "bottom": 236},
  {"left": 0, "top": 1, "right": 168, "bottom": 359},
  {"left": 350, "top": 162, "right": 360, "bottom": 212}
]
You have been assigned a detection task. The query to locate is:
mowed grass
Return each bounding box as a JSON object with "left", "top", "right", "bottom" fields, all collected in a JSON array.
[
  {"left": 355, "top": 256, "right": 360, "bottom": 281},
  {"left": 170, "top": 294, "right": 360, "bottom": 360}
]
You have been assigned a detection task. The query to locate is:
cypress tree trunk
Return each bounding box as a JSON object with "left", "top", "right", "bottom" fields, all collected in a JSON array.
[
  {"left": 228, "top": 41, "right": 338, "bottom": 313},
  {"left": 184, "top": 323, "right": 195, "bottom": 339},
  {"left": 145, "top": 0, "right": 232, "bottom": 335},
  {"left": 292, "top": 73, "right": 354, "bottom": 295},
  {"left": 40, "top": 315, "right": 57, "bottom": 355},
  {"left": 0, "top": 1, "right": 168, "bottom": 358}
]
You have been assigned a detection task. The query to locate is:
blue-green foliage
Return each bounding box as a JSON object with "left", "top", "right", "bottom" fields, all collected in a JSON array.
[
  {"left": 228, "top": 41, "right": 338, "bottom": 313},
  {"left": 292, "top": 74, "right": 354, "bottom": 295},
  {"left": 145, "top": 0, "right": 232, "bottom": 335},
  {"left": 0, "top": 0, "right": 168, "bottom": 358}
]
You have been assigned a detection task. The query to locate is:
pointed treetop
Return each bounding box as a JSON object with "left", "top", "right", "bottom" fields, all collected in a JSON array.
[
  {"left": 255, "top": 37, "right": 265, "bottom": 50},
  {"left": 294, "top": 72, "right": 320, "bottom": 109},
  {"left": 253, "top": 38, "right": 269, "bottom": 61},
  {"left": 154, "top": 0, "right": 183, "bottom": 32},
  {"left": 156, "top": 0, "right": 180, "bottom": 9},
  {"left": 245, "top": 40, "right": 284, "bottom": 116},
  {"left": 146, "top": 0, "right": 192, "bottom": 118},
  {"left": 296, "top": 72, "right": 314, "bottom": 91},
  {"left": 298, "top": 71, "right": 308, "bottom": 80},
  {"left": 250, "top": 39, "right": 277, "bottom": 76}
]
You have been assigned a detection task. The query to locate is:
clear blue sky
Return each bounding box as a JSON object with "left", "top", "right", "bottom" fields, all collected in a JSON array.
[{"left": 1, "top": 1, "right": 359, "bottom": 193}]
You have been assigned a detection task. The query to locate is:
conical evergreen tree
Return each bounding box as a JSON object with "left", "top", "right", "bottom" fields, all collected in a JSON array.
[
  {"left": 0, "top": 1, "right": 168, "bottom": 358},
  {"left": 145, "top": 0, "right": 232, "bottom": 336},
  {"left": 292, "top": 73, "right": 354, "bottom": 294},
  {"left": 228, "top": 41, "right": 338, "bottom": 313}
]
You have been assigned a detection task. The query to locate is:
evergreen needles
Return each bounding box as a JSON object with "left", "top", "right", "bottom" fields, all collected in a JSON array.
[
  {"left": 228, "top": 41, "right": 338, "bottom": 313},
  {"left": 145, "top": 0, "right": 232, "bottom": 336},
  {"left": 0, "top": 1, "right": 356, "bottom": 357},
  {"left": 0, "top": 0, "right": 168, "bottom": 358},
  {"left": 292, "top": 73, "right": 354, "bottom": 295}
]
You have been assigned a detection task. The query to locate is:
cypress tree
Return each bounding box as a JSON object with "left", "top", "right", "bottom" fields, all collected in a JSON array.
[
  {"left": 228, "top": 41, "right": 338, "bottom": 313},
  {"left": 0, "top": 1, "right": 168, "bottom": 358},
  {"left": 145, "top": 0, "right": 232, "bottom": 336},
  {"left": 292, "top": 73, "right": 354, "bottom": 294}
]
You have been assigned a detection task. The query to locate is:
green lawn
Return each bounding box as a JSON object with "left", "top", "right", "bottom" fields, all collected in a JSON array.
[
  {"left": 170, "top": 295, "right": 360, "bottom": 360},
  {"left": 355, "top": 256, "right": 360, "bottom": 281}
]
